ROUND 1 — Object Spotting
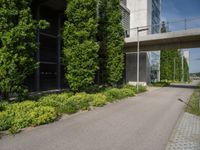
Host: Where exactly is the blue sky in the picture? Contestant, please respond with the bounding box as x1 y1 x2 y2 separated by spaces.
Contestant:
161 0 200 73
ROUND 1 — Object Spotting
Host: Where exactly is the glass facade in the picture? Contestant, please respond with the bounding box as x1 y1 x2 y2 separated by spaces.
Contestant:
120 1 130 37
150 0 161 82
151 0 161 34
29 0 68 91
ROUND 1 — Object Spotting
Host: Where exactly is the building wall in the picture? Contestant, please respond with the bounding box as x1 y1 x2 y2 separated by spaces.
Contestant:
120 1 130 37
125 52 149 83
127 0 149 36
125 0 161 84
125 0 152 84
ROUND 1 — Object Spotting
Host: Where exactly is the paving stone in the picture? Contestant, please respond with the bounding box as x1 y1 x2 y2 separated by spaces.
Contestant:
166 112 200 150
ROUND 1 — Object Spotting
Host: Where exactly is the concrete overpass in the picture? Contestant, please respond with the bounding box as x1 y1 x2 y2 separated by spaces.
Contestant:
124 28 200 52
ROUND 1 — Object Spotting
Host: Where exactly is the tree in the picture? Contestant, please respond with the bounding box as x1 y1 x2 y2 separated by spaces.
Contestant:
63 0 99 92
0 0 48 100
160 21 167 33
98 0 124 86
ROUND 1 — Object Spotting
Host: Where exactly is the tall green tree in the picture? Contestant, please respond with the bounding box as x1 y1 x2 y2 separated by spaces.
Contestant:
63 0 99 91
0 0 48 100
98 0 124 85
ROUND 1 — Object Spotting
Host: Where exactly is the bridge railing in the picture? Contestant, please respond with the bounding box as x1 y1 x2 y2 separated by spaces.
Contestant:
126 16 200 38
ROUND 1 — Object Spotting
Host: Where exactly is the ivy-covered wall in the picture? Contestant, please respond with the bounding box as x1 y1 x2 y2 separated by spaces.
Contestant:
160 49 189 82
160 50 182 82
98 0 124 86
63 0 99 92
0 0 48 100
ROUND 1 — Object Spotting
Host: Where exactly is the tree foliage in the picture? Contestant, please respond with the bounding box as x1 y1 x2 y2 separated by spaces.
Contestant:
160 22 182 82
63 0 99 92
183 57 189 82
0 0 48 100
98 0 124 85
160 50 182 81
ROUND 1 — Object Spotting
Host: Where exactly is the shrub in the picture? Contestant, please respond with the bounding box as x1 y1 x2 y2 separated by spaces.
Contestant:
0 111 12 131
138 86 147 93
67 93 92 110
120 88 135 97
91 94 107 107
123 85 137 93
56 92 74 102
39 93 77 114
186 89 200 116
103 88 122 102
0 101 58 133
0 102 8 112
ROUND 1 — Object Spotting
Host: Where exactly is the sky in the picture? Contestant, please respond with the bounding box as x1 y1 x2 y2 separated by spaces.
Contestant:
161 0 200 73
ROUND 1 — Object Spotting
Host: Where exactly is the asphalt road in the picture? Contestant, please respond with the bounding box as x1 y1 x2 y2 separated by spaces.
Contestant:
0 82 197 150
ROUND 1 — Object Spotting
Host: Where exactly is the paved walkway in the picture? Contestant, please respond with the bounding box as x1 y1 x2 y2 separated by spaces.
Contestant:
166 112 200 150
0 83 197 150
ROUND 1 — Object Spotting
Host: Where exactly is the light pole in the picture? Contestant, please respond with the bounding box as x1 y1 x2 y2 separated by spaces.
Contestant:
136 27 149 92
181 54 184 82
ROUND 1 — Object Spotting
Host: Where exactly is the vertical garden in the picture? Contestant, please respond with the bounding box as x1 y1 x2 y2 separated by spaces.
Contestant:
160 21 189 83
160 50 189 82
0 0 125 100
63 0 124 92
0 0 48 100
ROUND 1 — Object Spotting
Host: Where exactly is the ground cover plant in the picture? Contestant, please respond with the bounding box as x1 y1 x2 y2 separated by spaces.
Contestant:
185 85 200 116
0 85 147 134
0 101 58 134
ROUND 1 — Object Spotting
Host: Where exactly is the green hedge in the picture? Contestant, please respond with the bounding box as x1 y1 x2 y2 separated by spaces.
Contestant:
90 94 107 107
39 93 77 114
0 101 58 134
67 93 93 111
102 86 136 102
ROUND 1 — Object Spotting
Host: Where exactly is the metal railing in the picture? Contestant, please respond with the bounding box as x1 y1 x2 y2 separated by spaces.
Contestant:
127 16 200 38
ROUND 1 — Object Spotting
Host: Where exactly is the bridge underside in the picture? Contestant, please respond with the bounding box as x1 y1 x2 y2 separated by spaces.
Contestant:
124 28 200 52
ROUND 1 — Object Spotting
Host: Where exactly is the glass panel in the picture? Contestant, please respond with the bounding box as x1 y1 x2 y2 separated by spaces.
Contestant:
40 64 57 91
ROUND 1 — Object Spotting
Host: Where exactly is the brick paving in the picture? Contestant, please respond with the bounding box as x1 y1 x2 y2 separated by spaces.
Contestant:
166 112 200 150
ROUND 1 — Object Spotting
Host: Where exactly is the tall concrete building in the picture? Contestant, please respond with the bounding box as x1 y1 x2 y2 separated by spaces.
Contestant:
125 0 161 84
120 0 130 37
